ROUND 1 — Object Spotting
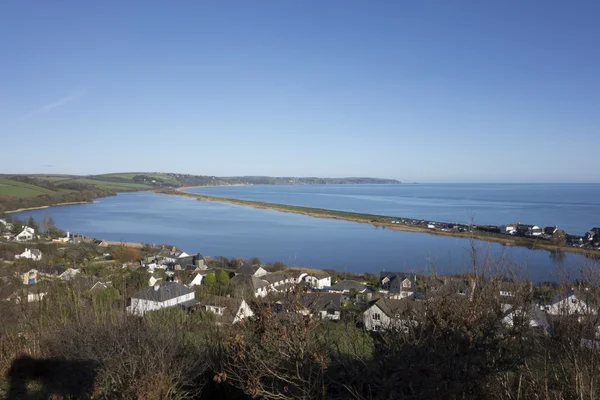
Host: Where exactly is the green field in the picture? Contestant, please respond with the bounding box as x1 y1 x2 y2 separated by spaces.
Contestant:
67 178 151 191
96 172 182 186
0 178 56 198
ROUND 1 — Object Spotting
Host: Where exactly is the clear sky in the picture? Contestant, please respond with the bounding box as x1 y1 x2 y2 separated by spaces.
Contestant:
1 1 599 182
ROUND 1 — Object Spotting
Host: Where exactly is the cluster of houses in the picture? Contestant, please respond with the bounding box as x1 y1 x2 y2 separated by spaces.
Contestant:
124 250 600 339
499 224 600 249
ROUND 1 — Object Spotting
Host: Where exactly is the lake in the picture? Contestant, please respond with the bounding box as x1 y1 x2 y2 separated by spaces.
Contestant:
12 190 599 283
188 183 600 236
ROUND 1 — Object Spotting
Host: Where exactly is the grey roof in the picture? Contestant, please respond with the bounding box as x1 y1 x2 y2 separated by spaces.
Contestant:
262 272 292 285
373 298 425 318
329 280 367 292
31 249 42 256
199 295 244 324
503 302 550 331
131 282 193 302
230 274 269 290
301 293 343 312
239 265 261 275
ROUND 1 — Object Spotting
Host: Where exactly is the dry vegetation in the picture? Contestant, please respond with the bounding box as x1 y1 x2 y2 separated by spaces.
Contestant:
2 245 600 399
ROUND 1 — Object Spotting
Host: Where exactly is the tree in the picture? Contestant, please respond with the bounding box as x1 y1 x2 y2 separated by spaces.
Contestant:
204 272 216 286
27 216 39 232
112 246 142 264
216 270 229 285
42 215 56 232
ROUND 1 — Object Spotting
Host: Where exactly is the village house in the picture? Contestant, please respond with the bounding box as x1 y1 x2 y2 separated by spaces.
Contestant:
238 265 268 277
363 298 425 332
294 270 331 290
542 289 597 316
502 302 550 331
262 272 296 293
189 271 208 287
329 280 368 294
525 226 543 237
500 224 518 235
379 272 416 299
299 292 343 320
14 248 42 262
15 227 35 242
229 274 270 298
198 295 254 324
127 282 197 316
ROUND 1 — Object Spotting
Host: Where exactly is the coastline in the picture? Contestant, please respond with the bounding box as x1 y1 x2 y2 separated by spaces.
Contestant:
161 189 600 258
5 201 93 214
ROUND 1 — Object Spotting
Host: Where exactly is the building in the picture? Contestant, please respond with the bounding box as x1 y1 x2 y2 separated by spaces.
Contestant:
238 265 268 277
379 272 416 299
502 302 550 331
299 292 343 320
363 298 425 332
198 295 254 324
189 271 208 287
294 270 331 290
15 227 35 242
328 280 368 294
14 248 42 262
262 272 295 293
542 289 596 316
229 274 270 298
500 224 518 235
127 282 197 316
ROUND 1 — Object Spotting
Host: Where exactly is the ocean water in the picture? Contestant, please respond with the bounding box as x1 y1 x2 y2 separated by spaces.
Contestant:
12 190 599 283
188 183 600 236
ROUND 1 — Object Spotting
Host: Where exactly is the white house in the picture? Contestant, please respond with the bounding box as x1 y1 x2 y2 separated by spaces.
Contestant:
15 227 35 242
500 224 517 235
542 289 596 315
525 226 543 237
295 271 331 290
502 302 550 331
199 295 254 324
238 265 268 277
363 298 424 332
262 272 295 293
329 280 368 294
300 293 342 320
148 274 162 287
59 268 80 281
15 248 42 262
127 282 198 316
189 272 208 287
229 274 270 298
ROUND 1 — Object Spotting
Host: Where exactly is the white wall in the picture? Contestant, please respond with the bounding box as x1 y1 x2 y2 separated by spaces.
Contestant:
128 292 195 316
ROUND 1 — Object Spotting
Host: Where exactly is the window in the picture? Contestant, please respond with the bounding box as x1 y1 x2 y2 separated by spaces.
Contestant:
403 280 411 288
372 313 381 321
327 308 336 315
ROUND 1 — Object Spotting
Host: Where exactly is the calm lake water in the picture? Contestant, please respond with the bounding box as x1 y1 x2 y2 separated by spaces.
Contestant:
188 184 600 236
13 189 600 283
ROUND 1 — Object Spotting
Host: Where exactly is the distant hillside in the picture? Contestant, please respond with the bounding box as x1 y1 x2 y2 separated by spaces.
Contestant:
0 173 400 213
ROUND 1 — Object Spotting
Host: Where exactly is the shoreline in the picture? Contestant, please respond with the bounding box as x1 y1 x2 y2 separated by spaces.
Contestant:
5 201 93 214
161 189 600 258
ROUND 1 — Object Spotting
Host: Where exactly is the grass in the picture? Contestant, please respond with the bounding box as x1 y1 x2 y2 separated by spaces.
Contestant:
0 178 56 198
62 178 152 191
95 172 181 186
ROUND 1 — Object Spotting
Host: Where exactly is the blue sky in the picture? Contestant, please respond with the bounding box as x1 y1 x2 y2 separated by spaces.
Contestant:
1 1 599 182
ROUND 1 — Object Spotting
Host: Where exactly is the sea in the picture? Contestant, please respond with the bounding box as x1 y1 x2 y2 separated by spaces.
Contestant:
12 184 600 283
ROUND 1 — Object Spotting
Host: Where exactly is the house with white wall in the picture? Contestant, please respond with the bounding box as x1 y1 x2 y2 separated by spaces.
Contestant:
15 227 35 242
15 248 42 262
294 270 331 290
127 282 197 316
189 271 208 287
363 298 425 332
199 295 254 324
300 292 343 320
238 265 268 277
229 274 270 297
542 289 596 315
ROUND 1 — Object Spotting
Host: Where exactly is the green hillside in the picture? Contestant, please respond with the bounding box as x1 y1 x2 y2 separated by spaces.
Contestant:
0 178 56 198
